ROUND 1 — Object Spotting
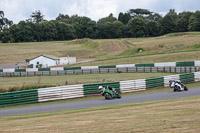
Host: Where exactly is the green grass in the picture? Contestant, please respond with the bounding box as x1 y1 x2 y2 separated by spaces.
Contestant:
1 96 200 132
1 32 200 65
0 72 174 91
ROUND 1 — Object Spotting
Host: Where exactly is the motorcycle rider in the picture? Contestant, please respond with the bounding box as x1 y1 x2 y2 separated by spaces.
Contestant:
98 86 115 94
169 80 181 86
98 86 105 94
169 80 188 91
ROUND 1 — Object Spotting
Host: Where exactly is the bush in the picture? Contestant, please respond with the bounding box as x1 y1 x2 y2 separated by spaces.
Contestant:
136 48 145 53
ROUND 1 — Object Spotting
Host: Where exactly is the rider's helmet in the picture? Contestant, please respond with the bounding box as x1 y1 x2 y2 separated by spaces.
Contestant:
98 86 103 90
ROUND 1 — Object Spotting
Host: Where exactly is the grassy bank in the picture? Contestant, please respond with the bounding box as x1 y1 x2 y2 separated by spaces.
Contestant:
1 32 200 65
1 96 200 132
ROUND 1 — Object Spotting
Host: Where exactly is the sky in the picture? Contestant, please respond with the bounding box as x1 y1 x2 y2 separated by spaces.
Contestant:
0 0 200 24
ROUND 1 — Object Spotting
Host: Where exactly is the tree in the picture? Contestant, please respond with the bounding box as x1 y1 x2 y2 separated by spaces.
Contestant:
1 27 13 43
129 8 152 18
112 21 124 38
9 21 35 42
146 20 159 36
177 11 192 32
56 13 70 21
128 17 146 37
0 10 13 31
72 16 96 38
160 9 178 34
40 21 57 41
52 21 76 40
188 11 200 31
98 13 117 24
148 13 162 21
118 12 131 24
31 10 45 23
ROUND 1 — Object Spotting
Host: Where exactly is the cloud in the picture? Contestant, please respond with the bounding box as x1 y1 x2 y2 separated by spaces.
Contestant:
62 0 118 21
1 0 200 24
0 0 27 23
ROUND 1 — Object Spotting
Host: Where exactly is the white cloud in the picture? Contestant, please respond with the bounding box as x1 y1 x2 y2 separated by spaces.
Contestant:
86 0 118 21
62 0 118 21
0 0 27 23
1 0 200 23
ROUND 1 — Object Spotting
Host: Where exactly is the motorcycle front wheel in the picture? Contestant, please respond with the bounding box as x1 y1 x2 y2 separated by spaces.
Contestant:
174 85 180 92
117 94 121 99
184 86 188 91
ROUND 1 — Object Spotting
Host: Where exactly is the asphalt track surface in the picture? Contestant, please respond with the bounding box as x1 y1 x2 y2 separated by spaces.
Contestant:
1 87 200 116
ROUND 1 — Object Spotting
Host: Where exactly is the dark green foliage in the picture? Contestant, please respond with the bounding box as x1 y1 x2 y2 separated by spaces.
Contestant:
97 20 125 39
146 20 159 36
72 17 97 39
30 10 45 23
177 11 192 32
118 12 131 24
1 9 200 43
160 9 178 34
40 21 57 41
188 11 200 31
0 10 13 31
128 17 146 37
98 13 117 24
53 21 76 40
1 27 13 43
129 8 152 17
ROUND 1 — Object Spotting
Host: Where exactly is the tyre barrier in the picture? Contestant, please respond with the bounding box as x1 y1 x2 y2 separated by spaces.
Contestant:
1 72 200 107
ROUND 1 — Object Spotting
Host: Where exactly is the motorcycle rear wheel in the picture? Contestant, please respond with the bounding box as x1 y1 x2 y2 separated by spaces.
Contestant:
105 93 112 100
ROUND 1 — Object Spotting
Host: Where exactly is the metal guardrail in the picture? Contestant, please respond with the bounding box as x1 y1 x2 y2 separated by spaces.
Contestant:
0 67 200 77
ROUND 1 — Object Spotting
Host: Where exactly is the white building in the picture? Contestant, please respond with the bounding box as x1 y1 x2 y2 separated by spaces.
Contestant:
29 55 76 68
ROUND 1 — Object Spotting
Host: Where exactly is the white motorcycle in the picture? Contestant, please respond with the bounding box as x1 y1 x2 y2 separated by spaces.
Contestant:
169 80 188 92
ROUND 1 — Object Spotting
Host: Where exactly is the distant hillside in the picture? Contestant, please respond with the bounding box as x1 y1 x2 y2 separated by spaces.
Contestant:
0 32 200 65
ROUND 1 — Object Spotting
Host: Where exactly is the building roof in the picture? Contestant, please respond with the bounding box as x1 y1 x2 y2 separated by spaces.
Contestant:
30 55 60 61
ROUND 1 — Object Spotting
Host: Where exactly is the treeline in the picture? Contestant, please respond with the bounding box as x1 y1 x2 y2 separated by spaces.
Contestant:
0 9 200 43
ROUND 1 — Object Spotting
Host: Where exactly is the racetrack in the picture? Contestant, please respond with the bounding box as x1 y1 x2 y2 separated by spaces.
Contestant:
1 87 200 116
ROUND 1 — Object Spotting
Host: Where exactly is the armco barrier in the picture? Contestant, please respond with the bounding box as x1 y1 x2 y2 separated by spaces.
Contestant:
1 72 200 107
135 63 154 67
120 79 146 93
1 60 200 77
1 66 200 77
146 77 164 89
180 73 195 84
0 89 38 107
38 84 84 102
176 61 195 67
194 72 200 82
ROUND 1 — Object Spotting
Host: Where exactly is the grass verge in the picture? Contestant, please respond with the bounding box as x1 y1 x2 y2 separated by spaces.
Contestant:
0 96 200 132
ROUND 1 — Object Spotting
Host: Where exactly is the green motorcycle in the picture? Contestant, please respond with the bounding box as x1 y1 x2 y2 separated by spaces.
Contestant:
98 86 121 100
